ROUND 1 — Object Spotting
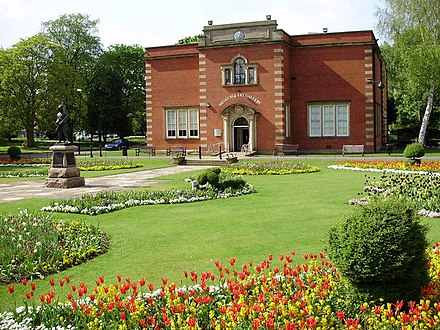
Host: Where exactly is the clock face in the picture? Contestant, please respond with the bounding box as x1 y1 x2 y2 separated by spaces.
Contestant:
234 30 245 42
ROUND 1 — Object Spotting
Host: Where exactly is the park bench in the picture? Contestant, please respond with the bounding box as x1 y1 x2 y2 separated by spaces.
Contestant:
166 145 186 156
342 144 364 156
134 145 156 157
273 143 299 156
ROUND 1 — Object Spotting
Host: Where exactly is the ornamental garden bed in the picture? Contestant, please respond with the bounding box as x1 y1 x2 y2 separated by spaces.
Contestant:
329 160 440 217
2 243 440 329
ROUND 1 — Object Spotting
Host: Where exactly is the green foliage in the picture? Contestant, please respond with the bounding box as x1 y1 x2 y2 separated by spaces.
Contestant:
403 142 425 159
88 45 145 138
177 34 203 44
222 178 246 190
206 170 220 188
7 146 21 160
196 172 208 186
327 196 429 303
0 35 64 147
377 0 440 143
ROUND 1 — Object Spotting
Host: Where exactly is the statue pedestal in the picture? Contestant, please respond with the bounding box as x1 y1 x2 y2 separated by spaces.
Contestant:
45 144 85 188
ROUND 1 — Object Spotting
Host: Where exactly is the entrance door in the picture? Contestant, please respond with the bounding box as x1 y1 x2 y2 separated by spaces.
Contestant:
233 117 249 152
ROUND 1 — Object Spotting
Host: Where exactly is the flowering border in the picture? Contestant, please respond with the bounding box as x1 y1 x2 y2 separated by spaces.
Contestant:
2 243 440 329
329 165 440 218
41 184 255 216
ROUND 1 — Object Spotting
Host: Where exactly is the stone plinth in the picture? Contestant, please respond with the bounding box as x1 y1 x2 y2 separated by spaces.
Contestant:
45 144 85 188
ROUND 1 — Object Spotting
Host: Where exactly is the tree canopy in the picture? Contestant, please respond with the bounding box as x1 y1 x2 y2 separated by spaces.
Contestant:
378 0 440 145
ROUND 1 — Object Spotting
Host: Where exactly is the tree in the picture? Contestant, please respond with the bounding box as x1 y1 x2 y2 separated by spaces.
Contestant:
0 35 63 147
87 45 145 139
378 0 440 146
41 13 102 136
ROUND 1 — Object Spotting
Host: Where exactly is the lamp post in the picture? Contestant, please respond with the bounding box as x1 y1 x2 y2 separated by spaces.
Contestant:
76 88 82 155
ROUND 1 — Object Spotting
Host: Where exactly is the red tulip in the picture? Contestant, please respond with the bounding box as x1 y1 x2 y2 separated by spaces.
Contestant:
31 282 36 291
8 284 14 294
21 278 27 286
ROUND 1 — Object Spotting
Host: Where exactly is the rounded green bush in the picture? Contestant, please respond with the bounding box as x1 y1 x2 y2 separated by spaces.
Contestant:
222 178 246 190
7 146 21 160
327 196 429 303
206 169 220 188
403 142 425 160
196 172 208 186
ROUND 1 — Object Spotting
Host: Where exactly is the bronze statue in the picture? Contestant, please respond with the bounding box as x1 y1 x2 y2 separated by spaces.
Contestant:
56 104 70 143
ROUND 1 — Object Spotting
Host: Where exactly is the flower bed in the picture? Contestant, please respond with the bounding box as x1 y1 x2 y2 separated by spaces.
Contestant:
77 159 143 171
329 162 440 218
0 159 143 177
2 243 440 329
222 160 320 175
0 158 51 166
41 183 255 216
0 169 47 178
0 211 109 283
337 159 440 172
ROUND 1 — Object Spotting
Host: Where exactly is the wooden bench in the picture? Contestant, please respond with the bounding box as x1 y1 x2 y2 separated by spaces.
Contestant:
273 144 299 156
342 144 364 156
134 145 156 156
166 146 186 156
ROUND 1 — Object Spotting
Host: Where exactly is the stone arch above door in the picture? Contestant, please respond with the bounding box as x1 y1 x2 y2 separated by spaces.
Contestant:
220 103 258 152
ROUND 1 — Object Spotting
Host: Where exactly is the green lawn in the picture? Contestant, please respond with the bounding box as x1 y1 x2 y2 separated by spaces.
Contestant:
1 160 439 312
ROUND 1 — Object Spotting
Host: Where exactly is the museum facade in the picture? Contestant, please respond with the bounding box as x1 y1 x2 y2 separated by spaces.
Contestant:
145 19 387 154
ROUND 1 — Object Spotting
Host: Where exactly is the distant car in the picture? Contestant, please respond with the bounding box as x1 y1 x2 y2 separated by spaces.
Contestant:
104 138 130 151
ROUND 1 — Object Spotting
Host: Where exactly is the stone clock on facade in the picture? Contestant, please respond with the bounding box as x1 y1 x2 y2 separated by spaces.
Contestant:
233 30 245 42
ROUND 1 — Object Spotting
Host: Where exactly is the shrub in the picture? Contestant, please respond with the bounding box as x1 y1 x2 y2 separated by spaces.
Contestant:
222 178 246 190
196 168 221 188
206 169 220 188
196 172 208 186
404 142 425 161
327 196 429 303
7 146 21 160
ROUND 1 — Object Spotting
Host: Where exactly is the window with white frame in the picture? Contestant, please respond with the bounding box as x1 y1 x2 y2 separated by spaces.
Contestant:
222 56 258 86
166 109 199 139
308 103 350 137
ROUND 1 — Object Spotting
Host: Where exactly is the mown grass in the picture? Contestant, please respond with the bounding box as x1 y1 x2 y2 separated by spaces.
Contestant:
0 160 439 312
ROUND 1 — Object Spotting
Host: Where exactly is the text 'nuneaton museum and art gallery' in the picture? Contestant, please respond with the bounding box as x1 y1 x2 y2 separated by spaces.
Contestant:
145 18 387 154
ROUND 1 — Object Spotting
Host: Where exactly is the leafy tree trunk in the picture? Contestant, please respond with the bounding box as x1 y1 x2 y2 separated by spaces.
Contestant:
25 126 36 147
418 76 435 146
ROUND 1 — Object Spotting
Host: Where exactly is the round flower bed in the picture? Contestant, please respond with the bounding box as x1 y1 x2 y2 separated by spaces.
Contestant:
222 160 320 175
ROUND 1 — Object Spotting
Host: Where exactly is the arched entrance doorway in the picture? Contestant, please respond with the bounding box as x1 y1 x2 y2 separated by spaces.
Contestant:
233 117 249 152
220 103 258 153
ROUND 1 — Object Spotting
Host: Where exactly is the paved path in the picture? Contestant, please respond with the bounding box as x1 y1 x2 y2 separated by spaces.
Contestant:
0 165 208 203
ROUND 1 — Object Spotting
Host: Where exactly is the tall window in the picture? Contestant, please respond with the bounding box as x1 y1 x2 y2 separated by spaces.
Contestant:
222 56 258 86
308 103 350 137
166 109 199 139
234 58 246 84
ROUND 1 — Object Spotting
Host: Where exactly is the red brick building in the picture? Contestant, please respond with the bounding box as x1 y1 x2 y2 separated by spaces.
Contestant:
145 19 387 154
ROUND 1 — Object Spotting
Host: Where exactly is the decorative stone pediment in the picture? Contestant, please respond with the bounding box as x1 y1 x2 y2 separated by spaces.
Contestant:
221 104 256 118
199 20 284 47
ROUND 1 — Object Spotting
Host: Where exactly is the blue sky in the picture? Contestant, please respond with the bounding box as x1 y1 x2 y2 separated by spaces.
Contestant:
0 0 384 49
